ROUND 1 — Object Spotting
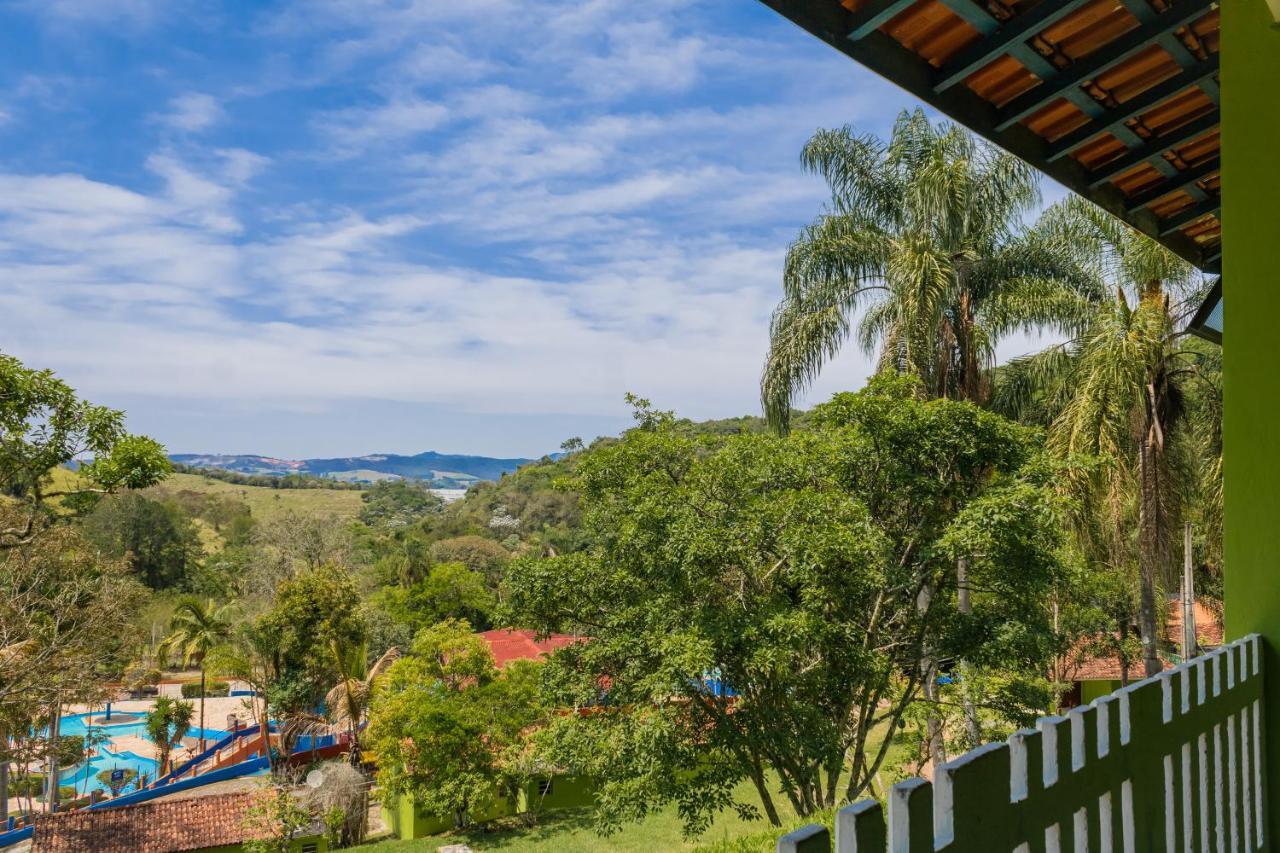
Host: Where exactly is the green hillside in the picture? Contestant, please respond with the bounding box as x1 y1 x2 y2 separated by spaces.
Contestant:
145 471 365 523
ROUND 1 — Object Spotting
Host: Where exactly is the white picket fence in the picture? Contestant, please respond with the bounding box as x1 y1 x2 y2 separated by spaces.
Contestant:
778 635 1266 853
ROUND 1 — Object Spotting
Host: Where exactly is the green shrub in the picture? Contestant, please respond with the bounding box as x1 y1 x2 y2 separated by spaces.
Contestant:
181 680 229 698
9 774 45 797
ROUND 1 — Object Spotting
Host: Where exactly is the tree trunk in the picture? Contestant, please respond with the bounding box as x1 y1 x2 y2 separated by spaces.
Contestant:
1137 435 1163 677
1 723 8 825
45 699 61 812
747 752 782 827
1118 622 1131 687
198 669 207 754
956 557 981 746
1182 522 1197 660
916 585 946 769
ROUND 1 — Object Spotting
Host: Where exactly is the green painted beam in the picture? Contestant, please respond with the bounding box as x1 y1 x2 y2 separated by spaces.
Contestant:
846 0 916 40
1124 156 1219 212
993 0 1215 132
1045 56 1218 162
1157 197 1219 236
933 0 1094 91
1086 111 1219 188
934 0 997 36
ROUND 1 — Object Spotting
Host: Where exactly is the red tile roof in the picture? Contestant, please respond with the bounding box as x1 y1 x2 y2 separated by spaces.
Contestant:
33 792 264 852
1067 597 1223 683
478 629 584 668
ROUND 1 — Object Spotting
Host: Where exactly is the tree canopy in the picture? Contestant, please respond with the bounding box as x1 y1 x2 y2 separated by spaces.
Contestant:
506 380 1068 832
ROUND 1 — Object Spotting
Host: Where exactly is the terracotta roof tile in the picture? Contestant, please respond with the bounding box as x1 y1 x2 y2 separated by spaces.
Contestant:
32 792 264 853
1066 596 1223 683
478 629 584 668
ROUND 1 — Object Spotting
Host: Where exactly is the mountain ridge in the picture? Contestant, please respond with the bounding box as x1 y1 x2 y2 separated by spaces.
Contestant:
169 449 539 488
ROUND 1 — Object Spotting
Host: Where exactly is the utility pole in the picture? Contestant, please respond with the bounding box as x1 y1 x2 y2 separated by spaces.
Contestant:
1182 522 1197 660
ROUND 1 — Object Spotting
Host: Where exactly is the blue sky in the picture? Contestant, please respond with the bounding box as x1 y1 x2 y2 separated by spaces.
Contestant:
0 0 1060 458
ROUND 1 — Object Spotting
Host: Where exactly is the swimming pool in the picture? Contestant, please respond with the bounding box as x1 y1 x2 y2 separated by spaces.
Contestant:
57 712 228 744
59 746 159 795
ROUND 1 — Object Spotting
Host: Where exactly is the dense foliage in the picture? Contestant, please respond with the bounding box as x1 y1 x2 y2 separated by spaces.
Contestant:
506 381 1068 830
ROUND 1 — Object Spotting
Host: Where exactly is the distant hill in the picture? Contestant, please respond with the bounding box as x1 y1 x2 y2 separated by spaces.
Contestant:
169 450 538 488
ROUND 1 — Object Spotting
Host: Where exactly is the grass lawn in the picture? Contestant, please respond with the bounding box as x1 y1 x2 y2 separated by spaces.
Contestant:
363 777 802 853
363 727 913 853
46 465 365 525
147 471 365 523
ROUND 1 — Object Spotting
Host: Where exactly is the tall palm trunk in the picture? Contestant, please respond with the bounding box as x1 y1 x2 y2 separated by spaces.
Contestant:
1137 433 1163 676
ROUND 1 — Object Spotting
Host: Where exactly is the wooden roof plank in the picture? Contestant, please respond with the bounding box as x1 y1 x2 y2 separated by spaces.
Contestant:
754 0 1213 270
1045 55 1218 161
1159 198 1219 236
1125 155 1220 212
1086 110 1219 187
993 0 1215 132
934 0 1096 91
847 0 920 40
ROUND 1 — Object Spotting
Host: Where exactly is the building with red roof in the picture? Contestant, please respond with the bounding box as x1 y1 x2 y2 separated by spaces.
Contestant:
477 629 584 668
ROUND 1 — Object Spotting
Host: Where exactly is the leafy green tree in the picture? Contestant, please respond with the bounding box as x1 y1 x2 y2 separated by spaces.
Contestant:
506 382 1066 832
256 565 367 759
367 619 545 829
358 480 444 529
761 110 1093 426
158 597 236 752
145 696 195 775
371 562 495 634
80 493 199 590
429 535 510 588
995 195 1205 676
0 353 170 548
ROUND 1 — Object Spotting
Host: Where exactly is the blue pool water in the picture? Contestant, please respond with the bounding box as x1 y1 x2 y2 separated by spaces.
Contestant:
57 712 228 744
52 713 232 795
59 747 159 794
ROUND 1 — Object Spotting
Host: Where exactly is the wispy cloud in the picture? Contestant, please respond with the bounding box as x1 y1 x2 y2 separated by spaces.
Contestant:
0 0 953 455
158 93 223 132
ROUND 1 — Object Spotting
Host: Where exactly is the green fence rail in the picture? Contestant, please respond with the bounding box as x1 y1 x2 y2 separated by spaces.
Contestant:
778 634 1265 853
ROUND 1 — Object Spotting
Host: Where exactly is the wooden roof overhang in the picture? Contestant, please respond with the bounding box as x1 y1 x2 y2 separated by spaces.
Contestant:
759 0 1222 274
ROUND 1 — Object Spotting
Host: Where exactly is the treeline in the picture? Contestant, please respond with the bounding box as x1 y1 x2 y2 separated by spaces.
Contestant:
171 463 367 490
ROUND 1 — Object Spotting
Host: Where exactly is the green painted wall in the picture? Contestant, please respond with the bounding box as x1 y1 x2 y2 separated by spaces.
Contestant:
1221 0 1280 844
390 790 517 840
390 776 596 840
517 775 595 814
1079 679 1121 705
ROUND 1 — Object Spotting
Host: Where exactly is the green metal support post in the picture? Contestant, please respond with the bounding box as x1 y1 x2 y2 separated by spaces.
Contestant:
1223 1 1280 847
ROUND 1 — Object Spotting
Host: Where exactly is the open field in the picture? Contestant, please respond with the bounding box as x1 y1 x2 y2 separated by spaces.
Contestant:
47 466 364 523
147 472 365 522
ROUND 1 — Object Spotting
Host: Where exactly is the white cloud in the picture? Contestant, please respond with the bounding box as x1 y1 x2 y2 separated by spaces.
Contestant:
2 0 957 455
21 0 177 26
315 96 450 156
159 93 223 132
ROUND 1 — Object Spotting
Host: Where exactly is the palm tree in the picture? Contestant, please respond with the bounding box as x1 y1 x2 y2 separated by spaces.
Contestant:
326 641 399 767
762 109 1095 427
995 195 1205 677
158 598 235 753
145 696 194 776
